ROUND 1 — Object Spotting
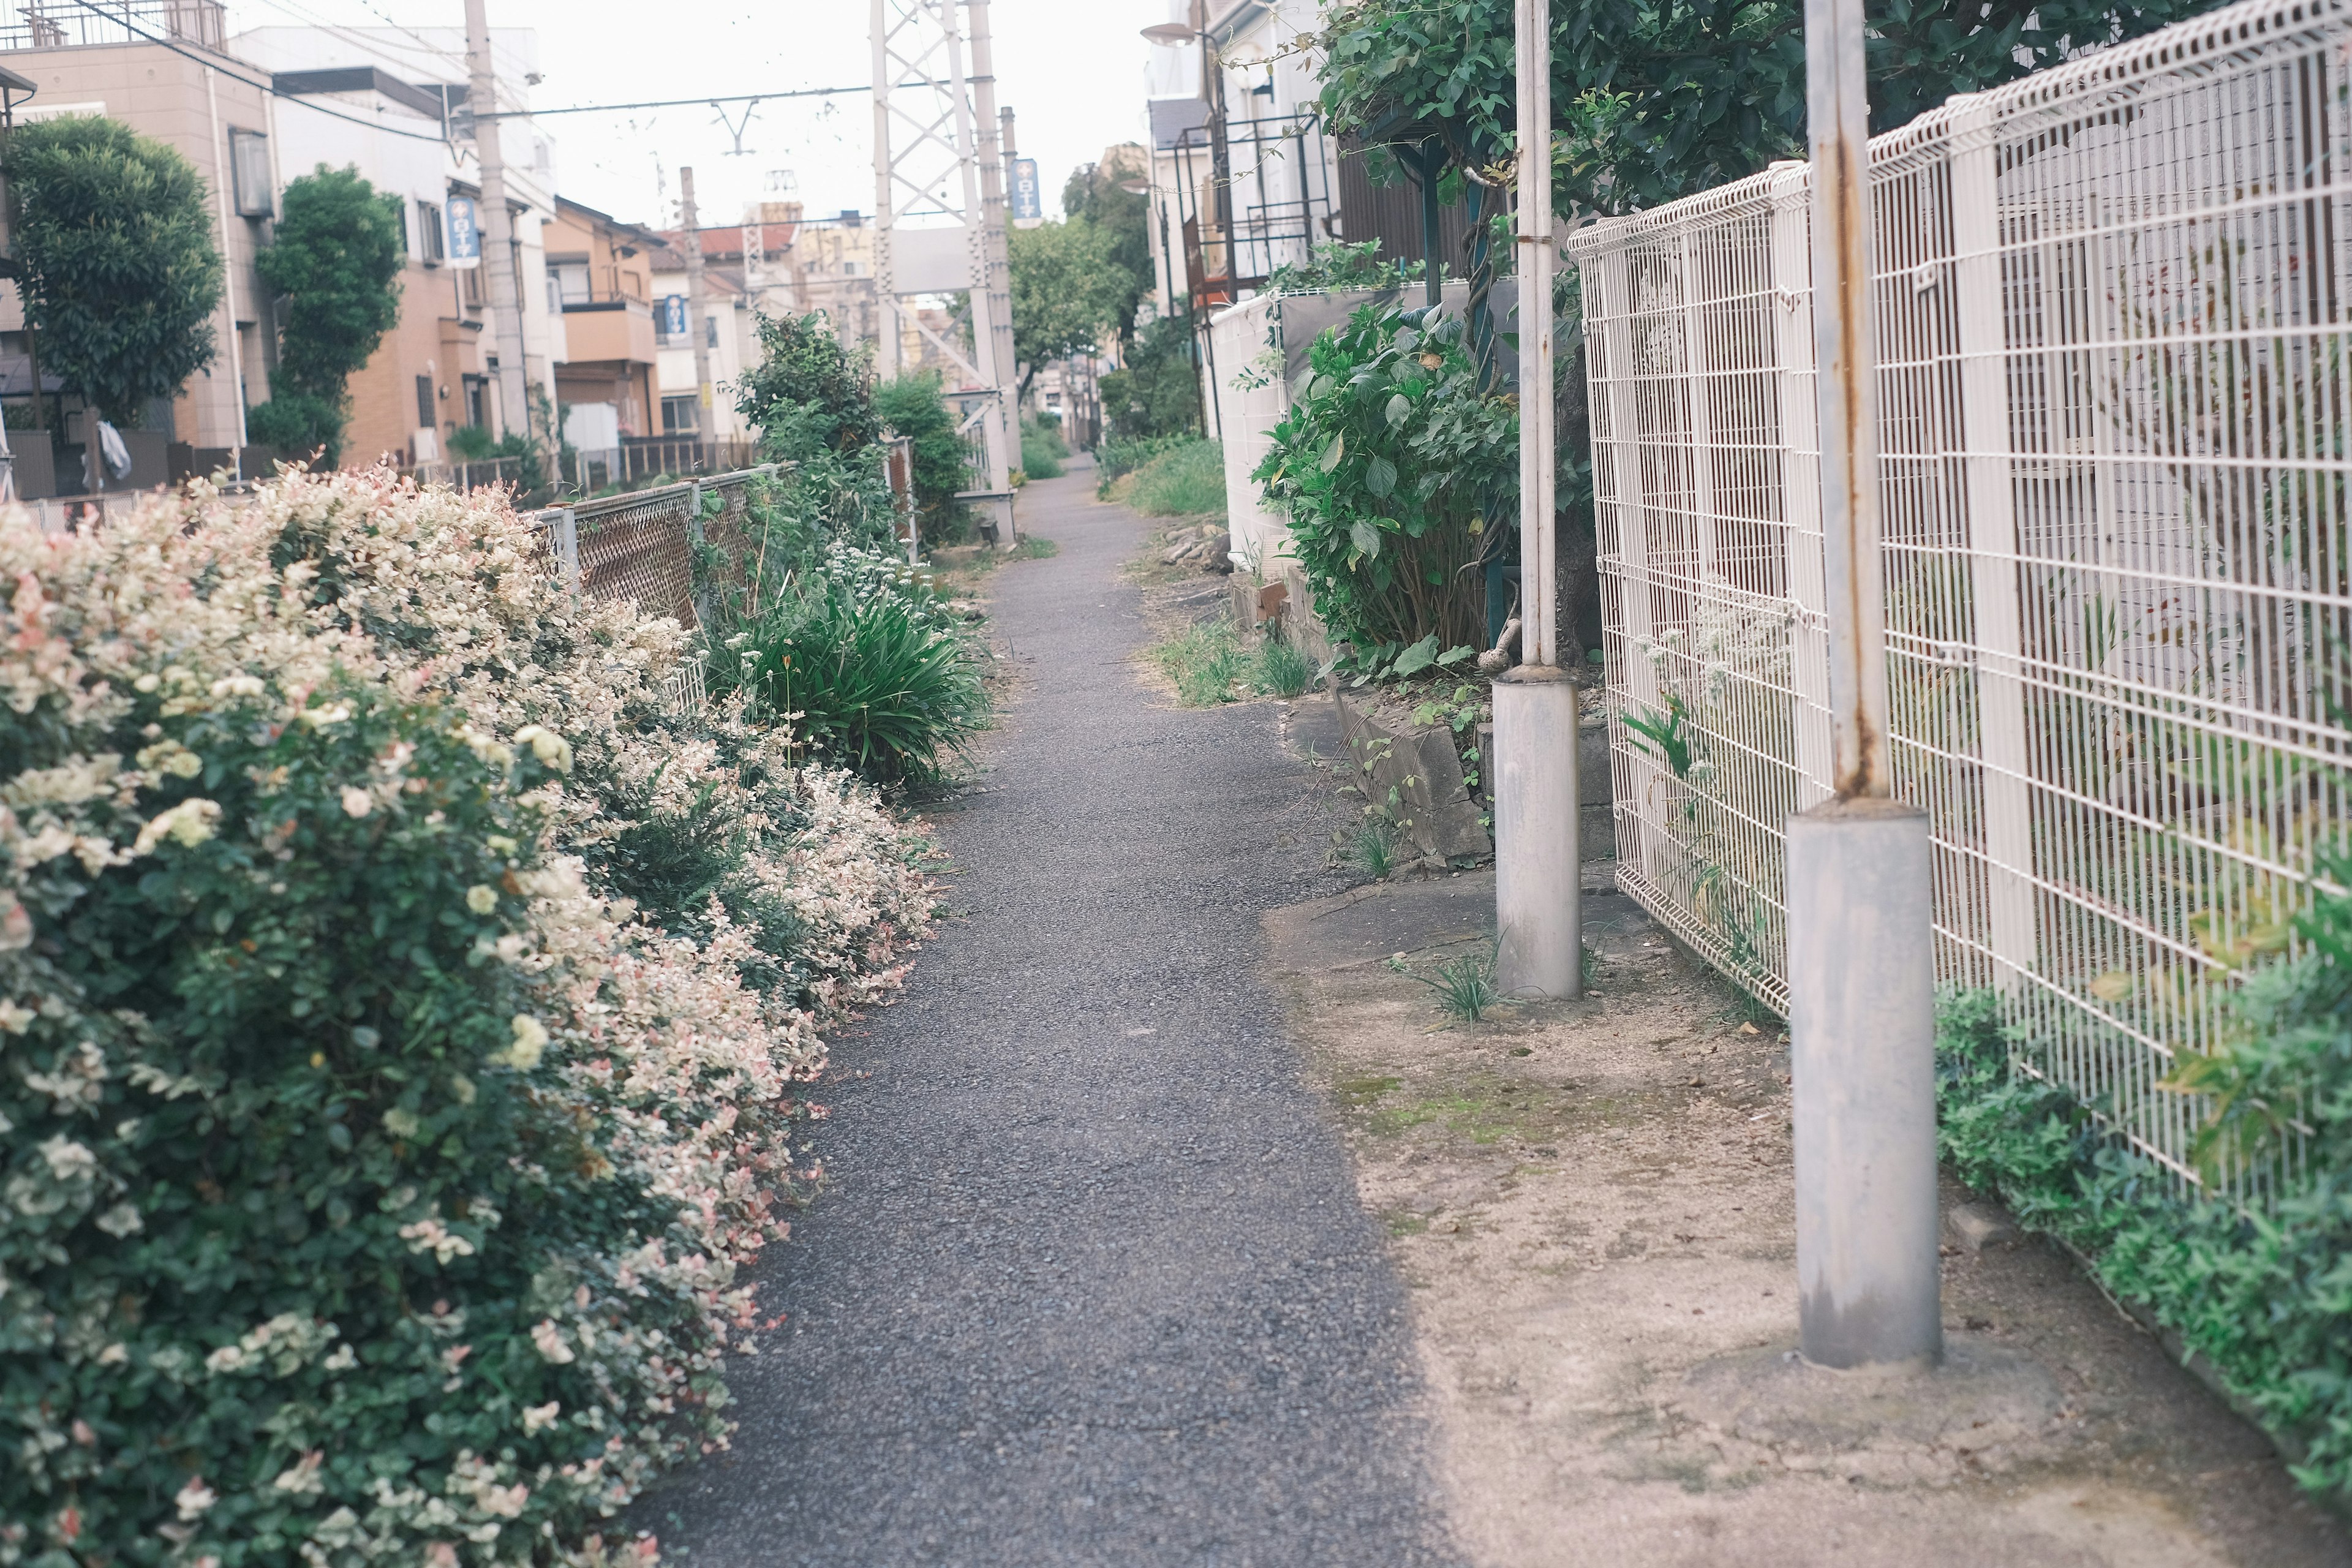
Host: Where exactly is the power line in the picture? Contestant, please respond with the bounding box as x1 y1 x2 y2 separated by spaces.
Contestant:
481 85 869 121
480 78 994 121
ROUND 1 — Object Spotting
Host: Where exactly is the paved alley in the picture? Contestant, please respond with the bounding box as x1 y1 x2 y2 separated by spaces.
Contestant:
646 466 1461 1566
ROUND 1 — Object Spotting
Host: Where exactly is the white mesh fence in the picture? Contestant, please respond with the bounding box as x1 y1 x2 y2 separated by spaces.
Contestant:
1567 0 2352 1195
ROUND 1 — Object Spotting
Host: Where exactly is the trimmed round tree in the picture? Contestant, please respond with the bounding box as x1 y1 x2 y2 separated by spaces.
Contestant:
249 165 404 465
4 116 221 473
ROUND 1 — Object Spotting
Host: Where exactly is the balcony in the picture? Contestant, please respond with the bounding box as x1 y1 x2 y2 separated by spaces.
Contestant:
552 264 654 366
2 0 225 50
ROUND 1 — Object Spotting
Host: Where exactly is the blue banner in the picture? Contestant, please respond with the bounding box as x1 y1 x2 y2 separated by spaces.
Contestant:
660 295 688 337
1010 157 1042 224
445 195 481 269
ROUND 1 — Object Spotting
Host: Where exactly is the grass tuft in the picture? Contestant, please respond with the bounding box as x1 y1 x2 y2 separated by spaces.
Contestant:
1256 634 1315 697
1392 944 1499 1022
1340 814 1400 880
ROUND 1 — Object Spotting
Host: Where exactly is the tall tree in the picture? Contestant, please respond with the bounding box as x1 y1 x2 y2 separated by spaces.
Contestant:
1317 0 2219 217
3 116 219 442
1006 217 1128 398
1060 148 1154 348
248 165 404 465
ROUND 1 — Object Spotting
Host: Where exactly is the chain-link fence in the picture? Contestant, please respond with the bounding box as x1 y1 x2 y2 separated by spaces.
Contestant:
1567 0 2352 1196
529 466 783 715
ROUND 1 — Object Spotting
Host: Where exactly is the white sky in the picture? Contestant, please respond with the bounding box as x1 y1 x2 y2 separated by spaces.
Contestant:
224 0 1174 230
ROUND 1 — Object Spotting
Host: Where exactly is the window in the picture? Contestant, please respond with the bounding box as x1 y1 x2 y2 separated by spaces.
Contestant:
415 201 445 264
661 394 699 436
228 129 272 218
461 266 483 308
545 271 562 312
415 375 435 430
553 263 590 306
462 375 486 431
705 316 718 349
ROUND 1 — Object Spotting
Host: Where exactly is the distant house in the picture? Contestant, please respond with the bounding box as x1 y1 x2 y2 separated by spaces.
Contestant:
235 24 564 467
541 197 668 450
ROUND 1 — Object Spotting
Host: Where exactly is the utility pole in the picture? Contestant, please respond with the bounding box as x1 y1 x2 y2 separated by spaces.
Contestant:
679 166 714 444
966 0 1018 540
464 0 530 448
1787 0 1941 1369
1491 0 1581 1001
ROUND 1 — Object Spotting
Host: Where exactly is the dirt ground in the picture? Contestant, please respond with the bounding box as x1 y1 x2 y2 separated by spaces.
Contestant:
1259 820 2349 1566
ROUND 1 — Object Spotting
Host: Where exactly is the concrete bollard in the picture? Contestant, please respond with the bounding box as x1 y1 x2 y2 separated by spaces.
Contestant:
1787 797 1942 1368
1493 666 1581 999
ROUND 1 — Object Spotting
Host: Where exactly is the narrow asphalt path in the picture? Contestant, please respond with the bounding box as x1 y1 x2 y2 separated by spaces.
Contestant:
648 466 1461 1567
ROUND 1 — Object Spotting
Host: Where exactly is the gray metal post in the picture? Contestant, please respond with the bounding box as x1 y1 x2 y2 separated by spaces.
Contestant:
1493 0 1580 1000
1789 0 1940 1368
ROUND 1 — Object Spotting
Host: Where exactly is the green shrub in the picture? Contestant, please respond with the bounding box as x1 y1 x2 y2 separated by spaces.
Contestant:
874 371 974 545
1254 301 1514 655
251 165 404 468
1020 417 1066 480
725 547 989 788
0 470 937 1566
1936 869 2352 1504
1126 439 1226 518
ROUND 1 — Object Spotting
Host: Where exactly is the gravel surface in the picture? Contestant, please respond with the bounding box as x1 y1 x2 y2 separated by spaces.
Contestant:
646 467 1462 1567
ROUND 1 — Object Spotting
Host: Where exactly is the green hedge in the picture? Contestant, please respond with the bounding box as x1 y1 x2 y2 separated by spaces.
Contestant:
1937 867 2352 1501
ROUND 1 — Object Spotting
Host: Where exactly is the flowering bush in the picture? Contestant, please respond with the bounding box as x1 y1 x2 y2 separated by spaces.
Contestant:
0 471 935 1566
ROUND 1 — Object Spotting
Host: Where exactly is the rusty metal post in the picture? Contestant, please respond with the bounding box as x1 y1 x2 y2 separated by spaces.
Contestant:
1789 0 1940 1369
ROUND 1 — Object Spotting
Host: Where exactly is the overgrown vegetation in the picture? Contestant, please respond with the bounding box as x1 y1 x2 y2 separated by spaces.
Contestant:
1125 439 1227 519
2 116 219 445
1392 945 1499 1022
1937 860 2352 1502
1255 301 1513 654
1266 239 1425 297
1147 613 1312 707
444 424 549 497
0 470 935 1566
247 166 405 465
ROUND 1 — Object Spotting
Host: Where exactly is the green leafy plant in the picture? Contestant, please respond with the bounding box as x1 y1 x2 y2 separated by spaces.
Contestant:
1267 239 1427 297
3 115 219 449
727 546 989 788
1936 866 2352 1506
247 165 404 466
1009 217 1129 399
1255 301 1513 656
1622 692 1694 780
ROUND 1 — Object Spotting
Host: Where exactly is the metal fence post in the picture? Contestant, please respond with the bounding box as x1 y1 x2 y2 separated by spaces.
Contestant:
1948 97 2037 993
1768 163 1836 809
555 508 580 594
1789 0 1940 1370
